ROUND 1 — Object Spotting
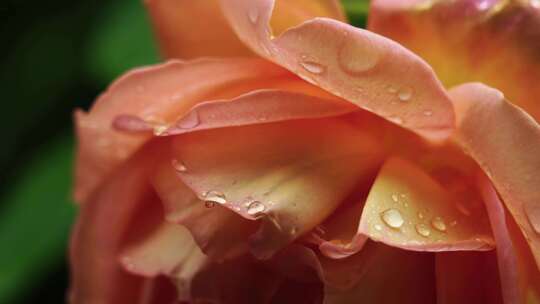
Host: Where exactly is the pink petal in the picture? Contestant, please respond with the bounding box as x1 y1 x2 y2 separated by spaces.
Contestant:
219 0 455 141
169 116 384 259
151 159 257 261
74 58 295 203
477 174 522 303
450 83 540 268
359 157 494 252
69 147 168 304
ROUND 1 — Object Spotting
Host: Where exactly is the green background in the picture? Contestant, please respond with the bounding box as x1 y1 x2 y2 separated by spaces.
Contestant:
0 1 367 303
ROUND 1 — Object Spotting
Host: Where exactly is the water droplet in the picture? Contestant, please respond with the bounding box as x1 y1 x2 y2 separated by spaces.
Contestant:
290 226 298 235
300 60 325 74
247 201 266 216
205 201 216 208
423 110 433 116
450 220 458 227
456 202 471 216
391 194 399 202
386 86 398 96
388 116 403 125
248 7 259 24
171 159 187 172
177 111 200 129
525 204 540 234
339 34 380 74
398 87 413 101
374 224 383 231
417 212 425 219
431 217 447 232
204 190 227 205
381 208 404 229
415 223 431 237
153 124 168 136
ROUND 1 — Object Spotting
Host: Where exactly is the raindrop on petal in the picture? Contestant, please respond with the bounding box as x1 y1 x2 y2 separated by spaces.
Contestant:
247 201 266 216
300 60 325 74
398 87 413 101
171 159 187 172
381 208 404 229
415 223 431 237
204 190 227 205
431 217 447 232
248 7 259 24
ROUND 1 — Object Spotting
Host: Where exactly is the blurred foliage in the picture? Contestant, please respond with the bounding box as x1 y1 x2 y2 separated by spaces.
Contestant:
0 1 369 303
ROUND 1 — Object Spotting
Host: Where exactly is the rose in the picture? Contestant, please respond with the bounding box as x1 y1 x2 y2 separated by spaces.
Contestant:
69 0 540 303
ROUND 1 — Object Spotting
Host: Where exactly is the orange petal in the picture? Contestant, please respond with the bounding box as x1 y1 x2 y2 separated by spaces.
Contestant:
219 0 455 141
369 0 540 121
435 251 504 303
450 83 540 269
145 0 345 59
359 157 494 252
170 117 383 259
69 147 164 304
74 58 293 203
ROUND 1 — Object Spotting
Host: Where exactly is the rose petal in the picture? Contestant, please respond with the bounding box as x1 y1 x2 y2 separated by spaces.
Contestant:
69 147 162 304
151 159 257 261
75 58 294 203
171 117 384 259
450 83 540 268
116 89 358 136
190 256 280 304
219 0 455 141
145 0 345 59
323 242 436 304
369 0 540 121
359 157 494 252
119 223 208 302
145 0 253 59
478 174 523 303
435 251 504 303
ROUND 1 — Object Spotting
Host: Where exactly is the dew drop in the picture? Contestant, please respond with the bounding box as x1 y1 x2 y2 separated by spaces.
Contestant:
153 124 168 136
177 111 200 129
415 223 431 237
381 208 404 229
290 226 298 235
204 190 227 205
450 220 458 227
398 87 413 101
423 110 433 116
524 204 540 234
388 116 403 125
431 217 447 232
391 194 399 203
171 159 187 172
248 7 259 24
300 60 325 74
374 224 383 231
417 212 425 219
247 201 266 216
339 34 380 74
